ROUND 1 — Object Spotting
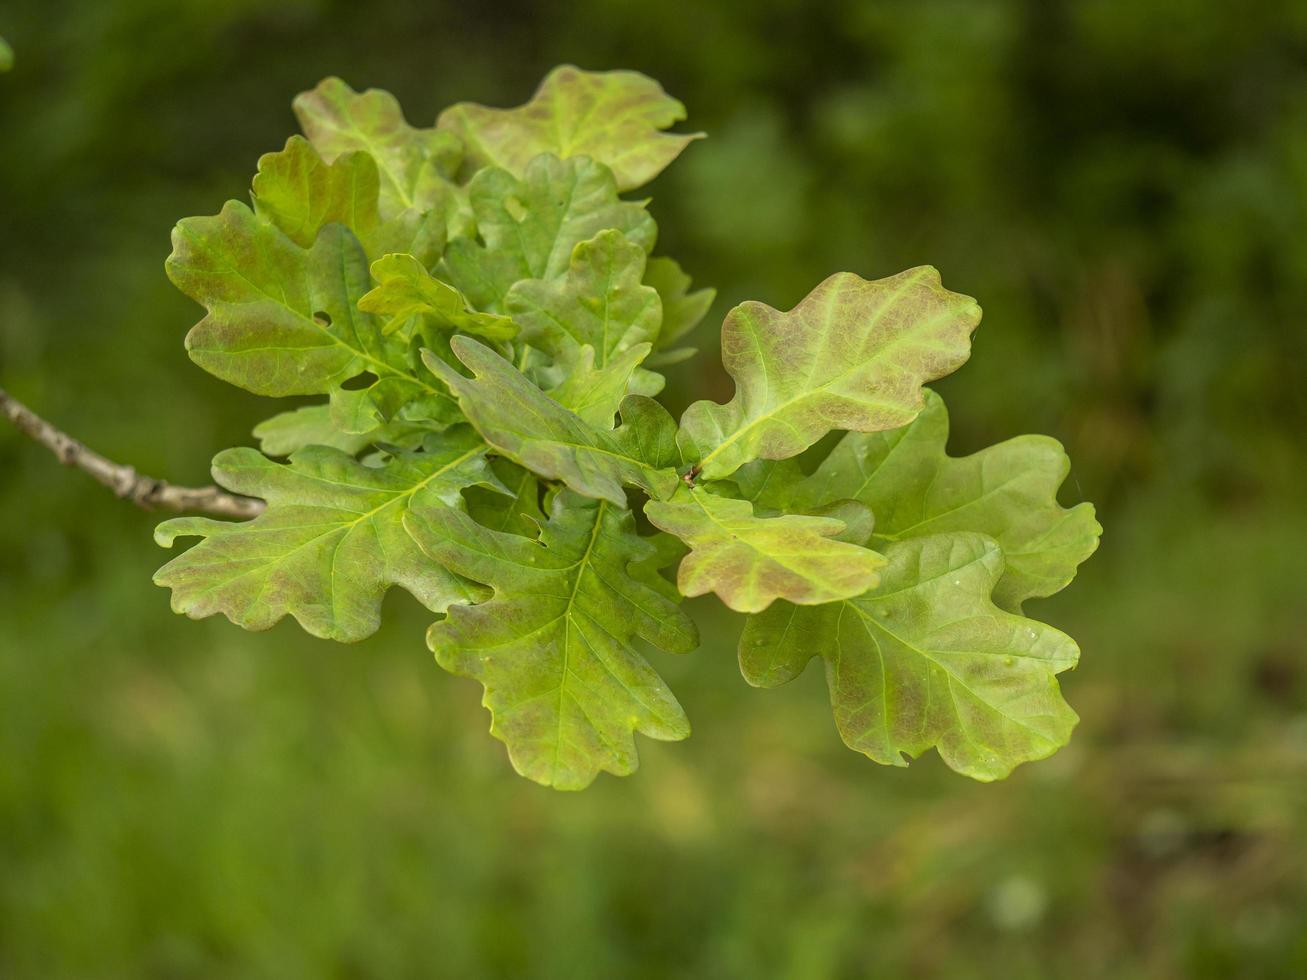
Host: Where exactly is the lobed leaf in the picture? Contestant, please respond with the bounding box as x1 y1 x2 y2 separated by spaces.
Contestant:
507 229 664 418
644 486 887 613
768 390 1102 610
437 64 701 192
407 491 697 790
541 343 655 428
739 533 1080 780
442 155 656 312
426 336 680 505
167 202 457 428
154 429 498 642
678 267 981 480
508 228 660 366
250 136 444 267
358 253 516 341
643 255 715 363
293 77 463 220
168 201 355 395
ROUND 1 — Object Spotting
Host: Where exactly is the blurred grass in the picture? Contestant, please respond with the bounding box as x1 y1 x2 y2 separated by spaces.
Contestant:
2 1 1306 977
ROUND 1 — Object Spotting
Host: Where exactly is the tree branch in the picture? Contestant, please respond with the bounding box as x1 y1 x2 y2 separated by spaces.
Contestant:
0 384 264 519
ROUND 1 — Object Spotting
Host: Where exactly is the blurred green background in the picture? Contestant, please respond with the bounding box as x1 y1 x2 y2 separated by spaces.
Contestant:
2 1 1306 977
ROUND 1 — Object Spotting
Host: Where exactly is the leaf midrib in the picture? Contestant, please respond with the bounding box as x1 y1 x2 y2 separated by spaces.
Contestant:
552 498 608 779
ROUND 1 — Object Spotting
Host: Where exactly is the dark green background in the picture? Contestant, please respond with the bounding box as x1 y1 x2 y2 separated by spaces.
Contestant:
2 2 1305 977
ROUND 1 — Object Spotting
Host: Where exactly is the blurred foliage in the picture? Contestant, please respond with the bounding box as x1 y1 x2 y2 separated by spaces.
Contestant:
2 1 1306 977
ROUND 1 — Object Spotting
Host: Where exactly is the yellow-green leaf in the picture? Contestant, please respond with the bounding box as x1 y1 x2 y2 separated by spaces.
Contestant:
644 255 715 352
359 253 516 340
167 201 457 428
739 533 1079 780
644 485 887 613
154 429 497 642
740 390 1101 611
679 267 981 480
507 229 664 419
426 337 680 505
293 76 462 219
442 155 656 313
407 491 696 790
437 64 701 192
252 404 428 457
251 136 444 266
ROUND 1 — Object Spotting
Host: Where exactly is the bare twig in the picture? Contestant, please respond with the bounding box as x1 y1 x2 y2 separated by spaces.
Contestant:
0 384 264 519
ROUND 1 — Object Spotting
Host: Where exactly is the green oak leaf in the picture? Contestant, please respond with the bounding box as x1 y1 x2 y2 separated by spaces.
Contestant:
253 404 429 457
739 533 1080 781
153 428 498 642
777 390 1102 611
507 228 660 367
168 201 456 425
406 491 697 790
293 77 463 219
437 64 701 192
606 393 681 470
644 485 887 613
543 343 654 428
358 253 516 341
507 229 664 417
425 336 680 505
644 255 715 357
168 201 356 395
251 136 443 267
678 267 981 481
442 154 656 312
728 462 877 542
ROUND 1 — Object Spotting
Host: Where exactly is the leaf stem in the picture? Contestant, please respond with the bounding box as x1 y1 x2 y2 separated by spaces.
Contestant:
0 384 264 519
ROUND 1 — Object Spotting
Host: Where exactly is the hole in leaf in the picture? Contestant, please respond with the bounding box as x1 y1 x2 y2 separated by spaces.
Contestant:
341 371 379 391
313 310 333 326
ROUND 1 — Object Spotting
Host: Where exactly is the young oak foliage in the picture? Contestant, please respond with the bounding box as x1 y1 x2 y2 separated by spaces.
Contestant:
154 67 1099 790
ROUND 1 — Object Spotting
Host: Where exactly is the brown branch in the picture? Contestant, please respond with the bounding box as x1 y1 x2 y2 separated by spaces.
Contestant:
0 384 265 519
